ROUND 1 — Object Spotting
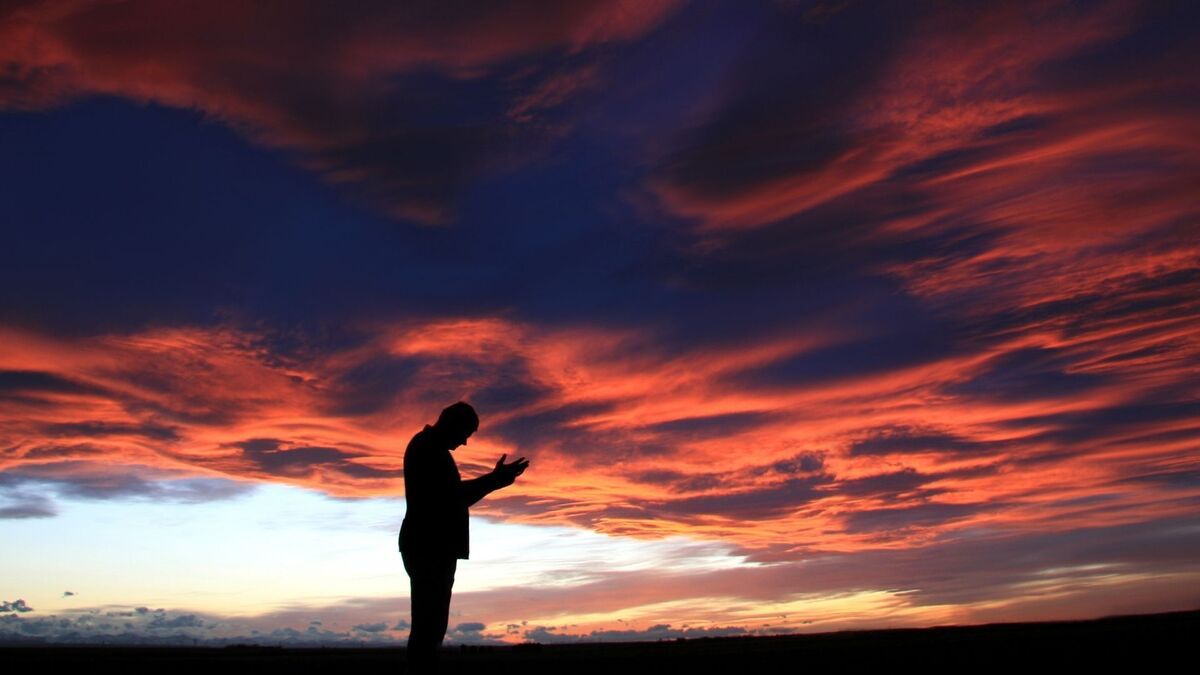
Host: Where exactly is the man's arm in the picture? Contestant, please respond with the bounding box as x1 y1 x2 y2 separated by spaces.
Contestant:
459 472 503 508
458 454 529 508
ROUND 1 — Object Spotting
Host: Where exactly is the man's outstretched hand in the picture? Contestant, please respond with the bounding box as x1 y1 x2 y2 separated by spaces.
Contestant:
491 453 529 488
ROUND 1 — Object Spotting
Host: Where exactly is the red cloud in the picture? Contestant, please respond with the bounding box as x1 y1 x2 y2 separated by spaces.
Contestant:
3 300 1198 558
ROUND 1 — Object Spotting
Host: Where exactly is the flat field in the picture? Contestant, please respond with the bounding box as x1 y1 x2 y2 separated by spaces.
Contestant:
4 608 1193 673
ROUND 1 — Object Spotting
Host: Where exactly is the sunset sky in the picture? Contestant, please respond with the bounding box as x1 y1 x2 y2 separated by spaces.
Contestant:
2 0 1198 646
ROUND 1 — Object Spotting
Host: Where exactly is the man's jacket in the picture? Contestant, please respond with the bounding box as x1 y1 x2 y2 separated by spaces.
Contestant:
398 424 500 560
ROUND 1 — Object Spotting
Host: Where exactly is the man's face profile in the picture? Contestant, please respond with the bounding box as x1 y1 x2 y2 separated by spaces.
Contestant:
446 426 473 451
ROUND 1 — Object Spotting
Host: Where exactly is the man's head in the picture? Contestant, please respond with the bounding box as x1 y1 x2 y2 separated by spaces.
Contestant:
434 401 478 451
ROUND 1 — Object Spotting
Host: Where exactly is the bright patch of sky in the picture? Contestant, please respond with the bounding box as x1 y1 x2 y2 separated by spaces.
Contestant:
3 479 749 618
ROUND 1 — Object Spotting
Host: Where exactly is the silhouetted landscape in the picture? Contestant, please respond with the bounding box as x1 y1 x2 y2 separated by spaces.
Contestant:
5 609 1193 672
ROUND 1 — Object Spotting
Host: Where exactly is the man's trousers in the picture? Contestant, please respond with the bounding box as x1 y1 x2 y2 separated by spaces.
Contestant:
402 547 458 668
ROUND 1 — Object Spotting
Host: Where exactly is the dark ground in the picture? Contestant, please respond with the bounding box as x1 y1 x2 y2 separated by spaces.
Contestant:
4 608 1194 673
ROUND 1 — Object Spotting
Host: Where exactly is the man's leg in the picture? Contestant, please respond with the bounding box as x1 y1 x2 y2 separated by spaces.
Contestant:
404 550 456 670
404 550 437 668
427 558 457 656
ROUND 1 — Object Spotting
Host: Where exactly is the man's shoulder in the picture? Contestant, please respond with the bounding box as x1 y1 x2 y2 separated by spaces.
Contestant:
406 424 435 452
405 425 454 469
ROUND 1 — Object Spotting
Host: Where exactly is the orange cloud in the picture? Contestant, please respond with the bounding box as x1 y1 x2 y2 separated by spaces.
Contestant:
3 297 1197 561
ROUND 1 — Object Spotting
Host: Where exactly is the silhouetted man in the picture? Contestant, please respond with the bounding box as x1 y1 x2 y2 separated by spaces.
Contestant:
399 401 528 670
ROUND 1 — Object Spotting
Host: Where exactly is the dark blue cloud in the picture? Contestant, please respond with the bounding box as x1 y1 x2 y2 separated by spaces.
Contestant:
1112 469 1200 492
771 452 825 475
232 438 400 479
0 99 521 335
0 495 55 519
848 426 1011 457
651 1 917 202
1000 397 1200 448
630 451 826 495
843 502 990 534
642 411 779 441
487 400 620 453
732 292 968 389
0 370 109 399
322 355 425 417
37 421 181 442
836 469 942 499
0 461 256 502
658 475 831 518
956 264 1200 347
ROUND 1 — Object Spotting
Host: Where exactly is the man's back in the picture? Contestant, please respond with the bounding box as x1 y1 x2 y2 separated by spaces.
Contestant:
399 424 471 559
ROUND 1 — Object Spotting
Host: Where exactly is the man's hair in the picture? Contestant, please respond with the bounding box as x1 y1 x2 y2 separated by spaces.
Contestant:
437 401 479 432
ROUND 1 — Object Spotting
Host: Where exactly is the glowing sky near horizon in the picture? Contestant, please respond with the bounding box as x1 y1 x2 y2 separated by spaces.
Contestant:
2 0 1199 645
